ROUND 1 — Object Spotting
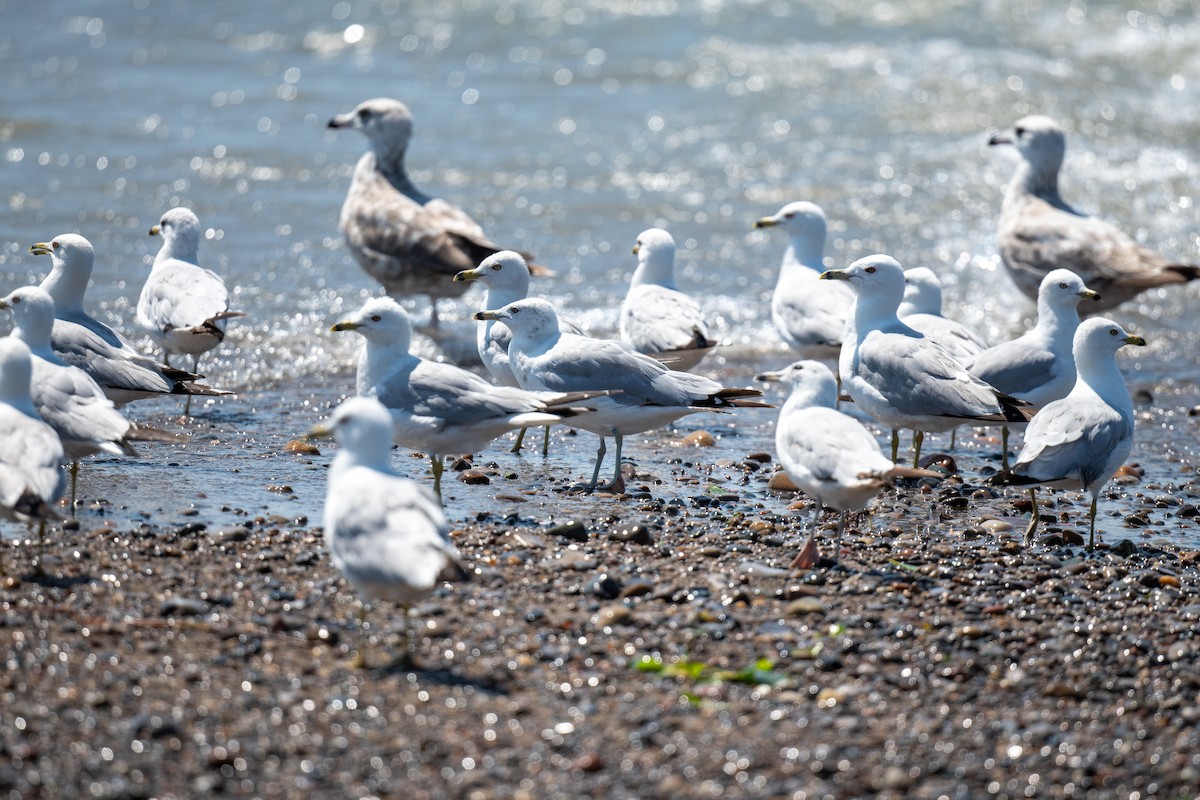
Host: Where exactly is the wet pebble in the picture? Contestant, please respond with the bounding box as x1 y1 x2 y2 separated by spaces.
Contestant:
768 472 798 491
585 572 622 599
546 520 588 542
283 439 320 456
457 469 490 485
679 430 715 447
611 520 658 545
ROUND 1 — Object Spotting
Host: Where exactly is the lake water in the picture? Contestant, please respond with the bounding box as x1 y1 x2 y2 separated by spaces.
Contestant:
1 1 1198 545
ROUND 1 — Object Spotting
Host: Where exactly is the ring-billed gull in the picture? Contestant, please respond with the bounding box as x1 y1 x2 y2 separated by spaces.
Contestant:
475 298 769 493
989 115 1198 310
619 228 715 371
452 250 580 455
990 317 1144 550
756 360 936 567
965 269 1100 465
1 287 182 510
307 396 468 668
330 297 596 502
0 337 65 561
754 202 853 359
328 97 535 326
821 255 1030 466
898 267 988 362
29 234 230 407
139 207 245 412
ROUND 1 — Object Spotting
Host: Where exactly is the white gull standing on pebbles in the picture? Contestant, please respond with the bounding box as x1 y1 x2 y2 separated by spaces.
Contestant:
989 114 1198 310
821 255 1030 466
756 360 937 568
754 202 853 359
328 97 535 326
330 297 596 502
619 228 715 371
308 396 468 668
29 234 229 407
476 298 769 493
0 337 64 559
991 318 1144 550
452 250 580 455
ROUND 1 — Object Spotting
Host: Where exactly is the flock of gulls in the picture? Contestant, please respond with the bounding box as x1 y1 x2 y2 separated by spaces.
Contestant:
3 99 1197 665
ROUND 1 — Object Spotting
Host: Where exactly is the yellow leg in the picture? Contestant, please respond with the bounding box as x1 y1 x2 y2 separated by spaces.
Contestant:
431 456 445 505
1088 496 1098 552
890 430 900 464
1024 488 1039 540
541 425 551 457
69 461 80 515
1001 426 1011 470
911 430 924 469
510 427 527 454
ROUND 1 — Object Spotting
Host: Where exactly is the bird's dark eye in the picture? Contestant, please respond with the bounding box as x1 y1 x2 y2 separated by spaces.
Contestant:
783 213 793 219
865 266 876 274
510 307 520 314
52 241 60 249
1059 282 1068 289
11 297 20 304
1109 328 1118 336
491 264 501 271
1015 127 1026 137
370 314 382 322
357 108 370 121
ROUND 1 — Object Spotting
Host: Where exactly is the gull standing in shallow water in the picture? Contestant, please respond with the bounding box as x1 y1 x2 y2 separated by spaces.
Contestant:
989 115 1198 310
756 360 937 568
821 255 1031 466
330 297 596 502
1 287 182 510
619 228 715 370
898 267 988 363
991 318 1144 550
328 97 533 326
476 298 770 493
453 250 578 455
754 202 853 360
965 269 1101 465
308 397 468 668
0 337 65 563
29 234 229 407
138 207 245 413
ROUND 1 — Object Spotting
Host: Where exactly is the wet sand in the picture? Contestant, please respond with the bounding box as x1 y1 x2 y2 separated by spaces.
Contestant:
2 363 1200 798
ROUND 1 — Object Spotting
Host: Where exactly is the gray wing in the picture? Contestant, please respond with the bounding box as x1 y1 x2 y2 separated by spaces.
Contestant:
137 259 231 331
1014 398 1131 486
855 329 1001 419
902 314 987 361
621 285 711 354
779 407 890 487
51 319 179 398
967 340 1059 397
30 358 132 454
0 406 65 509
375 359 546 425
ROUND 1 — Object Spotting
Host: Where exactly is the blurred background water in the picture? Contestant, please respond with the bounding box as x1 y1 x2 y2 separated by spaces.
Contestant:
1 1 1198 541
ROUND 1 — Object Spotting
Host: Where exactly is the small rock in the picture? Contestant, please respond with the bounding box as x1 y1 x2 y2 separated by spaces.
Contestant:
980 519 1012 533
611 520 657 545
679 430 716 447
746 452 772 463
593 604 632 627
546 520 588 542
160 597 210 617
585 573 622 599
457 469 490 485
283 439 320 456
785 597 826 616
768 472 799 491
266 484 293 494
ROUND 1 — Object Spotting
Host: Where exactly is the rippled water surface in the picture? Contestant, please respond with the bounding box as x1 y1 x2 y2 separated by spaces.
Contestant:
1 1 1198 543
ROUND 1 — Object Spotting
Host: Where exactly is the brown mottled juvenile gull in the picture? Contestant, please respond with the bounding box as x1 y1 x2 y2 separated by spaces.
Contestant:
29 234 230 407
991 318 1144 550
328 97 538 326
989 115 1198 311
619 228 716 371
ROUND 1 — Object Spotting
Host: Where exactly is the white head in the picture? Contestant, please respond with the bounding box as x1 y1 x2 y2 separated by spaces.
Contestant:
330 296 413 353
309 396 395 468
0 286 56 351
989 115 1066 177
474 298 561 346
820 254 906 320
1074 318 1145 373
755 359 838 409
149 206 202 263
452 250 533 298
328 97 415 160
900 267 944 316
755 201 827 240
29 233 95 310
630 228 678 289
1037 269 1101 317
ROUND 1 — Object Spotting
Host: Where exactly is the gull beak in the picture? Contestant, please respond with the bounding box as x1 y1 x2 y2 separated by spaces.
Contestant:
631 243 640 255
473 310 504 322
329 320 361 332
754 371 783 383
149 224 162 237
1079 288 1102 302
453 267 482 283
754 217 777 229
988 131 1014 147
327 113 353 130
0 299 10 311
1124 334 1147 347
819 269 850 282
29 242 52 256
306 422 333 440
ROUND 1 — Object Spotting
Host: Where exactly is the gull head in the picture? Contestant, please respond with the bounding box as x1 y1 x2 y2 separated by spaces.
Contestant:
989 115 1066 175
821 254 905 296
0 286 56 347
630 228 677 287
330 296 413 349
307 397 394 465
328 97 414 156
1039 269 1101 311
900 267 944 317
754 201 827 238
473 298 559 340
29 233 95 274
150 206 201 240
1074 317 1146 369
453 250 533 292
756 360 839 409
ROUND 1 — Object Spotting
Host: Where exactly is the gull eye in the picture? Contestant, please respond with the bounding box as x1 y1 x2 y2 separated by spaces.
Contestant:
52 241 60 249
11 297 20 304
1109 328 1119 336
370 314 382 322
491 263 501 271
1015 127 1026 137
783 213 793 219
865 266 876 274
357 107 370 121
1058 282 1068 289
510 307 520 315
